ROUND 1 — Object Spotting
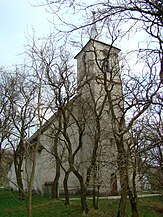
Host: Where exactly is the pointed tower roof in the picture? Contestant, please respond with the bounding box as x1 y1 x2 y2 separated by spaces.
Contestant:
90 11 99 40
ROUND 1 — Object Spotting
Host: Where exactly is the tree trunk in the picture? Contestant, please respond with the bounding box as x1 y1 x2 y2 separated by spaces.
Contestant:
117 145 128 217
63 170 70 205
27 188 32 217
80 185 88 215
93 186 98 210
26 133 41 217
128 152 139 217
117 189 128 217
128 187 139 217
17 172 25 199
129 196 139 217
93 165 98 210
51 127 61 199
14 139 25 200
27 147 38 217
51 158 60 198
73 169 88 214
14 157 25 200
51 177 59 198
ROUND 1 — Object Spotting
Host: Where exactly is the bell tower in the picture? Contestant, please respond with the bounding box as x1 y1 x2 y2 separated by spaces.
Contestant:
74 38 123 195
74 39 121 102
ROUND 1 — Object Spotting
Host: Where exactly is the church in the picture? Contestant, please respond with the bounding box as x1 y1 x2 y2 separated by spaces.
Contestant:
8 36 124 197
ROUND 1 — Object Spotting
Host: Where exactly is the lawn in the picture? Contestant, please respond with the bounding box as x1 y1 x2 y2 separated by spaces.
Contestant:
0 189 163 217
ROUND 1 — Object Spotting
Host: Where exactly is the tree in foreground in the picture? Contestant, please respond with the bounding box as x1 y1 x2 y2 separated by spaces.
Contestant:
0 68 37 199
0 69 13 186
41 1 162 216
132 101 163 192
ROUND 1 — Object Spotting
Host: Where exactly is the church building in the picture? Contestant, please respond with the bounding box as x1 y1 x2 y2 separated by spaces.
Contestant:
8 36 124 197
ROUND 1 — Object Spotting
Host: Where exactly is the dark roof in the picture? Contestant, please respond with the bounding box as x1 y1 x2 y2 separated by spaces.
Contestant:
74 39 121 59
28 113 57 143
28 95 78 144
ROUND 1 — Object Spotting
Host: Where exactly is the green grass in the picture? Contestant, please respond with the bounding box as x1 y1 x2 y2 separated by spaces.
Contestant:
0 189 163 217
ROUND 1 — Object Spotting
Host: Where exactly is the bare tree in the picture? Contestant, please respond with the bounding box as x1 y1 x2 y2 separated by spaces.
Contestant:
0 67 37 199
19 3 163 214
38 34 161 217
28 36 109 213
45 49 76 201
86 38 161 217
23 37 57 217
0 69 13 186
132 100 163 192
40 0 162 83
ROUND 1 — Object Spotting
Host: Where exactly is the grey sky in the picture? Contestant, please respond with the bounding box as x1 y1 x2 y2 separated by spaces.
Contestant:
0 0 52 66
0 0 151 70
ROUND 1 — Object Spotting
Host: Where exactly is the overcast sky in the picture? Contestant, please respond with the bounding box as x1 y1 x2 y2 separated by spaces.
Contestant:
0 0 52 66
0 0 150 70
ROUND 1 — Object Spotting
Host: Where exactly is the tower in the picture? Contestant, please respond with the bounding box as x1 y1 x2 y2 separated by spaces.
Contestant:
75 39 121 103
75 39 123 194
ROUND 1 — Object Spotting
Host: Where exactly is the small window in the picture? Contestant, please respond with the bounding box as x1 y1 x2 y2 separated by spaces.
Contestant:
100 58 110 73
110 138 114 146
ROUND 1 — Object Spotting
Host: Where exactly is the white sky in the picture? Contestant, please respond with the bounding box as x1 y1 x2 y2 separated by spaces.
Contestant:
0 0 155 71
0 0 52 66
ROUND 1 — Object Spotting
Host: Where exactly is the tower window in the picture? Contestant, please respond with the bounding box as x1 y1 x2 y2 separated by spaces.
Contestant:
102 58 110 72
110 138 114 146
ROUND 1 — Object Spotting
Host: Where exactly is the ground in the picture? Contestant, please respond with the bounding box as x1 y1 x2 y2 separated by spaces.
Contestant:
0 189 163 217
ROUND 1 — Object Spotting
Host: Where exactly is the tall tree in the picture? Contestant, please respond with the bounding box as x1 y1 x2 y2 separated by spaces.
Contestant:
89 40 161 217
132 101 163 191
20 2 163 213
5 69 36 199
41 0 163 82
0 69 12 185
